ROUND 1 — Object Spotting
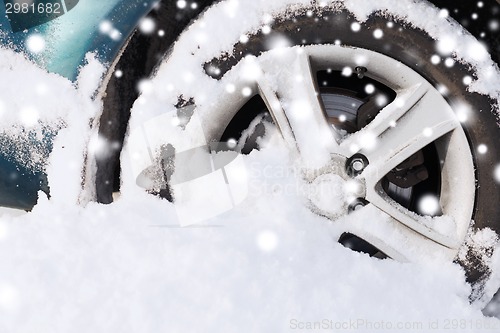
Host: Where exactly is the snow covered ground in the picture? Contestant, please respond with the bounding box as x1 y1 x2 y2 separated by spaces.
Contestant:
0 143 499 332
0 149 499 333
1 0 500 332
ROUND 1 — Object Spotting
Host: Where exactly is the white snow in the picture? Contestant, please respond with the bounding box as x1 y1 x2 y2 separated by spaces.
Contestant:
1 139 500 332
0 0 500 331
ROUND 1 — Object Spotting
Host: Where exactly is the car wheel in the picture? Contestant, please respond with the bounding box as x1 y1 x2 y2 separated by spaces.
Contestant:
91 0 500 303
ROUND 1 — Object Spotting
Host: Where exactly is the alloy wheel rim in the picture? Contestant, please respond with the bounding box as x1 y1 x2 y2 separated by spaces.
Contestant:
127 44 476 263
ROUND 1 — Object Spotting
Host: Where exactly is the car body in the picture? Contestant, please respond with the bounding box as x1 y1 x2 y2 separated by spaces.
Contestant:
0 0 157 80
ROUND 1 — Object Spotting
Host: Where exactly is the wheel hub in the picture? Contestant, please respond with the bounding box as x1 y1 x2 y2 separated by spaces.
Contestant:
306 154 366 219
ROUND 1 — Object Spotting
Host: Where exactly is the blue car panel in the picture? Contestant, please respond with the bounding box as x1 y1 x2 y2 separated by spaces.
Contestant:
0 0 155 209
1 0 155 80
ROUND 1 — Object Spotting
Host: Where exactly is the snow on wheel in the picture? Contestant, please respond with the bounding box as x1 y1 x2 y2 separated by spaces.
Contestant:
93 0 500 304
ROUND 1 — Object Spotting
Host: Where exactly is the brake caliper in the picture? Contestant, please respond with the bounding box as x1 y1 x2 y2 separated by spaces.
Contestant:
385 151 429 188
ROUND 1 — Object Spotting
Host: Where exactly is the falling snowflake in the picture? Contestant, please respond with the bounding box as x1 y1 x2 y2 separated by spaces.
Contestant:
489 20 499 31
139 17 156 34
99 20 122 40
418 194 440 216
373 29 383 39
375 94 388 107
462 76 472 85
226 84 236 93
177 0 187 9
358 131 377 150
454 103 470 123
477 144 487 154
431 55 441 65
364 84 375 94
265 34 292 51
109 29 122 41
99 20 113 34
444 58 455 67
239 34 249 43
351 22 361 32
494 164 500 183
241 87 252 97
26 34 45 54
342 67 353 77
437 84 449 95
137 79 154 94
262 13 273 24
439 9 449 18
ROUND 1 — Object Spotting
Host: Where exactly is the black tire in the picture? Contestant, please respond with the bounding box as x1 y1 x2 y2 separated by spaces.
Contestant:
95 0 214 204
95 0 499 301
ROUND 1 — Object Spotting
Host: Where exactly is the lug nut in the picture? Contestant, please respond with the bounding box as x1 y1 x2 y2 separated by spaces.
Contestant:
348 198 369 213
355 66 367 79
351 159 365 172
346 154 369 177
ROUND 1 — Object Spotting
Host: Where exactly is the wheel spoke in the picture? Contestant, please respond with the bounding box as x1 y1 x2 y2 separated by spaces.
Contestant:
352 84 460 181
256 71 298 153
257 50 338 167
343 83 462 249
338 204 457 262
366 184 461 249
340 82 428 153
